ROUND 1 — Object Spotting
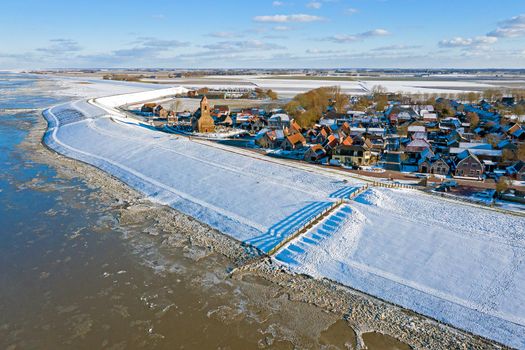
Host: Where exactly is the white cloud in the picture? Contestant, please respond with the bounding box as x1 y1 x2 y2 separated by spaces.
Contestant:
202 40 285 51
371 44 421 51
307 1 322 9
273 25 292 31
438 36 497 48
344 8 358 15
488 14 525 38
253 14 324 23
326 29 389 43
306 48 345 54
272 1 284 6
36 39 82 55
363 29 389 36
209 31 237 38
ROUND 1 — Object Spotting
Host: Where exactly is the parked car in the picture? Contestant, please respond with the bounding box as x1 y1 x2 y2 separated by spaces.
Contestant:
443 180 458 188
474 189 496 199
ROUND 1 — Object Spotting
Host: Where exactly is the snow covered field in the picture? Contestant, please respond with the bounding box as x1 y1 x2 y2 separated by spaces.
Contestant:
252 78 495 96
277 187 525 348
51 76 161 99
50 74 505 99
42 82 525 348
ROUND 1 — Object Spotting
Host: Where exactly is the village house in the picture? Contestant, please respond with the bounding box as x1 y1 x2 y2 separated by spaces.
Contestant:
268 113 290 129
141 102 157 113
403 138 434 172
158 108 170 119
289 119 302 134
235 112 252 125
504 123 525 140
341 135 353 146
507 161 525 181
255 129 284 149
212 105 233 126
212 105 230 117
304 144 327 162
282 132 306 151
419 157 451 175
332 144 373 167
385 105 418 125
454 150 484 178
315 127 330 144
323 134 339 153
407 125 427 140
243 116 266 133
422 112 438 123
322 111 349 125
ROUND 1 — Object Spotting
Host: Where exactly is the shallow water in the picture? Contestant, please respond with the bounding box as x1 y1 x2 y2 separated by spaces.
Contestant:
0 73 410 349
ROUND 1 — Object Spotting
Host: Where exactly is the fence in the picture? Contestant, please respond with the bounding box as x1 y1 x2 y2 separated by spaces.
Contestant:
371 181 416 190
348 184 370 199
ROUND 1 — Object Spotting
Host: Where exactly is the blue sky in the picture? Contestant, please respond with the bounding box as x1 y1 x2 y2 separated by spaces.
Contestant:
1 0 525 69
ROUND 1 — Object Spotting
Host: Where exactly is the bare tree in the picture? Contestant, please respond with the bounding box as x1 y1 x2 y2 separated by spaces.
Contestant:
496 176 512 194
266 89 278 100
467 112 480 128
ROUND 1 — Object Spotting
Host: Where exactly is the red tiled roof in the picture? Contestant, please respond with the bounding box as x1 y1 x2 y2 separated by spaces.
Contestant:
286 132 306 145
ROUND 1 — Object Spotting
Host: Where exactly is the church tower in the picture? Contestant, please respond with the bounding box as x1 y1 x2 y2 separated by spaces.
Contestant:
196 96 215 133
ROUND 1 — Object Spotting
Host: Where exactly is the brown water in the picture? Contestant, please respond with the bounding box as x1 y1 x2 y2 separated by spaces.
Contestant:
0 73 411 350
362 332 412 350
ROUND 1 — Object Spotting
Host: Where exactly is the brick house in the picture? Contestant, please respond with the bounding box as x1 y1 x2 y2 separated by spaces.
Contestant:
304 144 327 162
454 150 484 178
419 158 450 175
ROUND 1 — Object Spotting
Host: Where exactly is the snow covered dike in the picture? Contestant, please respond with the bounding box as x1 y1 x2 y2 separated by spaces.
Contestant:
277 187 525 349
42 87 525 348
43 89 361 252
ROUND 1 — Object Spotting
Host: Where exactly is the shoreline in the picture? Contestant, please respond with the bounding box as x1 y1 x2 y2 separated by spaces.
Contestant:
25 108 505 349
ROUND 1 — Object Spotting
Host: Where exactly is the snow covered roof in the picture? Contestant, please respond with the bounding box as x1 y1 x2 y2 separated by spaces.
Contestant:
458 142 492 150
275 129 285 139
422 113 437 120
450 148 502 157
270 113 290 122
255 128 270 139
407 139 431 147
408 125 426 132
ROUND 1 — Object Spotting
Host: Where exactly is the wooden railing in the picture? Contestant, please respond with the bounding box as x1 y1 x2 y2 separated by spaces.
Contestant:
371 181 416 190
267 198 345 256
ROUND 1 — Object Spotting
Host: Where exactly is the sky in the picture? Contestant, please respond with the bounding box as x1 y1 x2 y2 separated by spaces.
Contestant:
1 0 525 69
